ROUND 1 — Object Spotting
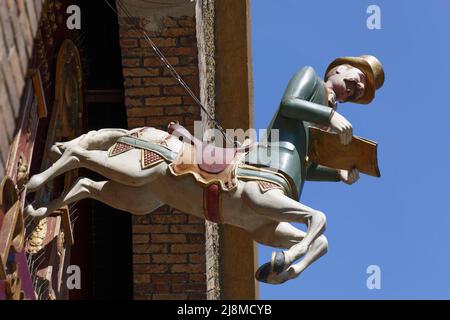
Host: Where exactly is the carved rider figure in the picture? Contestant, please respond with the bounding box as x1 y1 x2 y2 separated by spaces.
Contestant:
253 55 385 199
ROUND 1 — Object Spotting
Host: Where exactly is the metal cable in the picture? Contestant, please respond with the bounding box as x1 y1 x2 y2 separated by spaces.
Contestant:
103 0 236 146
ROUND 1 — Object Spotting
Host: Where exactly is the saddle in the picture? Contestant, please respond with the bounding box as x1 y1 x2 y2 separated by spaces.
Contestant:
167 122 251 174
167 122 249 191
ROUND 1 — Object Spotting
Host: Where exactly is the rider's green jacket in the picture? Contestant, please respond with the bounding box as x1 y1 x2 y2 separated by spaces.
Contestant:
251 66 341 200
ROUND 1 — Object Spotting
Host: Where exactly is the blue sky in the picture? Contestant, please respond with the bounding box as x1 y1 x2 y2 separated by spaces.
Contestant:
251 0 450 299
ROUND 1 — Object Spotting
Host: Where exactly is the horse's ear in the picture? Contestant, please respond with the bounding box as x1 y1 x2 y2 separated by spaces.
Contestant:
167 120 179 134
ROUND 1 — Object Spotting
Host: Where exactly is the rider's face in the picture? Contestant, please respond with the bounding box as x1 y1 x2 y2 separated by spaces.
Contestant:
327 65 366 103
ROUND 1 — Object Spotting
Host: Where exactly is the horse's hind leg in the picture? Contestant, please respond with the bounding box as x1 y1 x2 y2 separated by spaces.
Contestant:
26 177 163 218
50 128 132 159
27 145 163 193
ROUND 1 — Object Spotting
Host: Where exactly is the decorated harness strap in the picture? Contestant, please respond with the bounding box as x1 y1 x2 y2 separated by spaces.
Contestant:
108 134 178 170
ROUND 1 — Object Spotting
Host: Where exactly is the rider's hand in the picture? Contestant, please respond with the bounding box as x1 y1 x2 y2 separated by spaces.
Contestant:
329 111 353 145
339 168 360 185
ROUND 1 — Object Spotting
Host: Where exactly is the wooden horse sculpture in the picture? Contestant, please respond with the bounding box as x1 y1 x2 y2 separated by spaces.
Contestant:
25 123 329 285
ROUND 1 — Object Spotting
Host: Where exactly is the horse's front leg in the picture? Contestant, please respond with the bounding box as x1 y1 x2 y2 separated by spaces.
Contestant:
252 222 328 284
243 182 326 280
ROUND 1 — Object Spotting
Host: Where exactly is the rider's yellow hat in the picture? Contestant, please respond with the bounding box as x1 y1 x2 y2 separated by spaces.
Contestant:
325 55 385 104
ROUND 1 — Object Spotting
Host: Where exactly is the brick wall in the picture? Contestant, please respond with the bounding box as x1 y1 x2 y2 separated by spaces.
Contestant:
0 0 43 179
118 15 207 300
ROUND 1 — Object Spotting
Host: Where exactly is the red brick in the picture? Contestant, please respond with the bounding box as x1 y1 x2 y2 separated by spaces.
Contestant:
120 38 138 48
187 294 207 300
189 254 206 264
140 37 176 48
151 274 188 284
171 263 204 273
162 17 179 27
133 254 150 264
144 57 179 67
152 293 188 300
134 283 171 293
183 114 201 126
128 107 163 118
121 48 153 58
133 215 150 224
161 27 195 37
187 234 205 244
178 36 197 47
152 254 187 264
134 274 150 284
145 96 182 106
124 77 142 87
170 225 205 234
178 56 197 65
134 244 168 254
127 117 146 128
146 116 182 128
133 264 168 273
133 234 149 244
163 86 187 96
189 273 207 283
151 234 186 243
150 214 187 224
171 244 204 254
164 105 196 116
161 47 197 57
182 75 200 93
150 284 171 293
133 224 168 234
123 68 159 77
143 77 178 86
126 87 160 97
125 97 144 107
119 29 142 38
178 18 196 28
182 95 197 105
122 58 141 67
172 283 206 293
188 215 204 224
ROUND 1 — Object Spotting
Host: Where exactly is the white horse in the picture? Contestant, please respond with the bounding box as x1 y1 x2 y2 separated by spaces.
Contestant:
25 126 329 285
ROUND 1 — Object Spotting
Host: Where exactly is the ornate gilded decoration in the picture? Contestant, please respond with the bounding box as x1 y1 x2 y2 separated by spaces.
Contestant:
26 219 47 255
23 38 84 300
53 40 84 140
4 262 24 300
0 178 25 280
56 231 65 258
16 154 29 193
29 69 48 119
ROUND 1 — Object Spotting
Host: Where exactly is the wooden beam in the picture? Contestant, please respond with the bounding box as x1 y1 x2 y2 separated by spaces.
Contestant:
214 0 258 300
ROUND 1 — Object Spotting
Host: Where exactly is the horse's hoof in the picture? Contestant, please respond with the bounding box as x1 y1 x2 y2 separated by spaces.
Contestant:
271 251 286 274
24 204 43 217
26 174 46 193
255 262 272 283
48 145 63 161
